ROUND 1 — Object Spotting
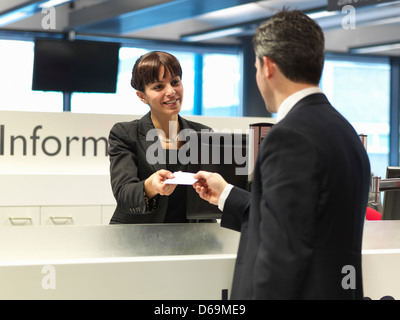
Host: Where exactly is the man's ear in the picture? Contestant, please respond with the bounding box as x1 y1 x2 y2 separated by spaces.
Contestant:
136 90 147 104
263 56 276 79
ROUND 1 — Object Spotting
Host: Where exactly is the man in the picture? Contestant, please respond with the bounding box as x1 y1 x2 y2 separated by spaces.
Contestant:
194 9 370 299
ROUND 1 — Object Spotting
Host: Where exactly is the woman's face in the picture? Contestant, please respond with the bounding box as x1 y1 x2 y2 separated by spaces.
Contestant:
137 66 183 118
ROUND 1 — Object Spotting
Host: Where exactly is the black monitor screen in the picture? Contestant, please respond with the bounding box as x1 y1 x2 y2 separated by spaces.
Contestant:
382 166 400 220
32 39 120 93
186 131 250 220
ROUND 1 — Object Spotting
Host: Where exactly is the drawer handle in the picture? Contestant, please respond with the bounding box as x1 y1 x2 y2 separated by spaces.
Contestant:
50 216 73 224
9 217 33 225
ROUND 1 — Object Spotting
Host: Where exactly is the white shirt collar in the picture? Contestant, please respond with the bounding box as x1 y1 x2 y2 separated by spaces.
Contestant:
276 87 323 123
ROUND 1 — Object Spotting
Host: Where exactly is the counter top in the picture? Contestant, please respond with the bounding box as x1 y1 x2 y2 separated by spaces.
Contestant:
0 223 240 264
1 220 399 264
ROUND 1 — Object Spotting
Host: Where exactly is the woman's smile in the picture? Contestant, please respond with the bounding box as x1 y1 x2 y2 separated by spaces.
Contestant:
163 98 180 107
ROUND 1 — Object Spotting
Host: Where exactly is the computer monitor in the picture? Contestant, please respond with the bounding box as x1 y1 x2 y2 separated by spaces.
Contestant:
186 131 250 220
382 166 400 220
32 39 120 93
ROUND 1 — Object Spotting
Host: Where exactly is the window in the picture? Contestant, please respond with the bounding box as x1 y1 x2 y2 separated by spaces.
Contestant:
202 53 241 117
0 39 63 112
71 48 196 115
0 38 241 117
320 55 391 179
71 48 242 117
71 47 242 116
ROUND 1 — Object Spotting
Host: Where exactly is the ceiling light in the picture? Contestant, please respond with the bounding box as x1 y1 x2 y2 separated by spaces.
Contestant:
350 42 400 55
307 10 338 20
0 12 29 27
39 0 72 9
182 27 246 42
0 0 72 27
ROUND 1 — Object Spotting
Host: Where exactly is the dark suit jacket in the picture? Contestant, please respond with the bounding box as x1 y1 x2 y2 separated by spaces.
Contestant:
108 112 211 224
221 93 371 300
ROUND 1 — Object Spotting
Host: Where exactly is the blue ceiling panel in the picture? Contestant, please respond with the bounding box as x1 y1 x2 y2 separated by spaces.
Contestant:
72 0 257 35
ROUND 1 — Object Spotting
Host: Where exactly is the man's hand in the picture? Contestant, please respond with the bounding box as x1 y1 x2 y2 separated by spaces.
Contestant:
193 171 228 206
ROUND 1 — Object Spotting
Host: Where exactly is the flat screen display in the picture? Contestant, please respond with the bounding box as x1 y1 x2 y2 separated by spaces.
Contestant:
382 166 400 220
32 39 120 93
186 131 250 220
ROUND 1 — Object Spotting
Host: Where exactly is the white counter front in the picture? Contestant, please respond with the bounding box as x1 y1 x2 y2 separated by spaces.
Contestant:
0 221 399 300
0 223 240 300
362 221 400 300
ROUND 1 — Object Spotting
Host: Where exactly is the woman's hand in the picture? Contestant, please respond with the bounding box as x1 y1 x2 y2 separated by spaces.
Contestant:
144 169 177 199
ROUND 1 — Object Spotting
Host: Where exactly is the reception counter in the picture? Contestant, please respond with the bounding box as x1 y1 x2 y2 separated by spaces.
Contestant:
362 221 400 300
0 223 240 299
0 221 399 299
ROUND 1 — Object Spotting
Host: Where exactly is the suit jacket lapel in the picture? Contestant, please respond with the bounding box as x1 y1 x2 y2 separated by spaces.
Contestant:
137 112 195 172
138 112 167 172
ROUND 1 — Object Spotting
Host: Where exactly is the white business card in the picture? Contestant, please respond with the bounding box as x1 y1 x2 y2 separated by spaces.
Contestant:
164 172 198 185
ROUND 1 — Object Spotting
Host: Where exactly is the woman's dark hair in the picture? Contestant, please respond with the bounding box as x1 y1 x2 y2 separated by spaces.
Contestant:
253 9 325 85
131 51 182 92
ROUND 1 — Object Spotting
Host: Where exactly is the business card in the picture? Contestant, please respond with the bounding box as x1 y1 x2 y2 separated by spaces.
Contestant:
164 172 198 185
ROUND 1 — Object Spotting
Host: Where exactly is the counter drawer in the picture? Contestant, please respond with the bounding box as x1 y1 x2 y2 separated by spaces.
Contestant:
0 207 40 226
40 206 102 226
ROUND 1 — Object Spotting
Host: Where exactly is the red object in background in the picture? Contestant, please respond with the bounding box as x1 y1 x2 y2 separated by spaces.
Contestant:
366 207 382 220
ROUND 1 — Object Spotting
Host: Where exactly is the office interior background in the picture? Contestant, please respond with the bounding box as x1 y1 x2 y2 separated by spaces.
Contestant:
1 0 400 181
2 0 400 300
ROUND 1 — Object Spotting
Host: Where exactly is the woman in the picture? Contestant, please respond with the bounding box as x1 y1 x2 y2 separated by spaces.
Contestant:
108 51 211 224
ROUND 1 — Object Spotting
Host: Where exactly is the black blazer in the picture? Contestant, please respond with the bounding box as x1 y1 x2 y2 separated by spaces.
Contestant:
108 112 211 224
222 93 371 299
